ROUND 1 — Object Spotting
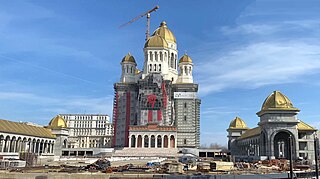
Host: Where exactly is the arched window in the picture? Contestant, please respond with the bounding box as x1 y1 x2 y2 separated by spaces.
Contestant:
154 64 157 71
131 66 133 73
159 64 161 71
155 52 158 61
184 139 187 145
189 67 192 75
126 66 128 73
149 51 153 61
149 64 152 72
171 53 174 68
160 52 163 61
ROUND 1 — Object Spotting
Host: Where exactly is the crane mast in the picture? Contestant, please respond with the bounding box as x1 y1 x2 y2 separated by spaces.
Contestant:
119 5 159 41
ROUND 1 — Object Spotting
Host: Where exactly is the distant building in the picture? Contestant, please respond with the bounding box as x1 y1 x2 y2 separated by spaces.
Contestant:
48 114 113 156
59 114 113 148
112 21 201 149
227 91 317 161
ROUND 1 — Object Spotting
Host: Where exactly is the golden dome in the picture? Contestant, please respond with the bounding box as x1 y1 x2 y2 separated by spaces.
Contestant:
144 35 168 48
261 91 298 111
179 54 192 63
152 21 176 43
257 91 300 116
48 115 67 129
121 53 136 64
228 117 248 130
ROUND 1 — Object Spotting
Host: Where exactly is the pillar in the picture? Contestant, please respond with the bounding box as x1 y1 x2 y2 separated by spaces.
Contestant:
135 136 138 148
161 136 164 148
148 136 151 148
129 136 132 148
175 136 177 148
0 139 4 152
12 140 16 152
142 136 145 148
155 136 158 148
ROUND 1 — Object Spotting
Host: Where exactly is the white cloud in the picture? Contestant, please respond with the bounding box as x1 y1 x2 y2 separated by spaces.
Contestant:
221 24 280 35
196 41 320 95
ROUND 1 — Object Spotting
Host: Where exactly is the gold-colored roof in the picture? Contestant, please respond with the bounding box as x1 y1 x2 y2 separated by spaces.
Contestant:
121 53 136 64
0 119 56 139
228 117 249 130
179 54 193 63
135 68 141 74
297 120 316 131
152 21 176 43
238 127 261 140
48 115 67 129
144 35 168 48
261 91 299 111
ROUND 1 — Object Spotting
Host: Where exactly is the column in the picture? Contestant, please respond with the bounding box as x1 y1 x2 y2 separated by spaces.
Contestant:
0 139 4 152
135 136 138 148
129 136 132 148
155 136 158 148
142 136 145 148
175 136 177 148
12 140 16 152
5 140 10 152
161 136 164 148
148 136 151 148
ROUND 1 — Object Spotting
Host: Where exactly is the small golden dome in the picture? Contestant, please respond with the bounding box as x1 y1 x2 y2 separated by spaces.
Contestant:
261 91 298 111
144 35 168 48
48 115 67 129
121 53 136 64
179 54 192 63
135 68 141 74
152 21 176 43
228 117 248 130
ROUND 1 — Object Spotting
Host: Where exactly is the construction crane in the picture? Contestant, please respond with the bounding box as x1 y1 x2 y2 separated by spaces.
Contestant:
119 5 159 41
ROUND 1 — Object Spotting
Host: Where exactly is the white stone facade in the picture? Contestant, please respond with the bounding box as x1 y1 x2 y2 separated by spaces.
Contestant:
0 132 55 156
60 114 113 148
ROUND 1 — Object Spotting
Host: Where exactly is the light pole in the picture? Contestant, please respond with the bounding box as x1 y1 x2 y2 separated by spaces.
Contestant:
314 133 319 179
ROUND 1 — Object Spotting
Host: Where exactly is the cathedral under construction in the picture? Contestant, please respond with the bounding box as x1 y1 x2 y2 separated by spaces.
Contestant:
112 21 201 149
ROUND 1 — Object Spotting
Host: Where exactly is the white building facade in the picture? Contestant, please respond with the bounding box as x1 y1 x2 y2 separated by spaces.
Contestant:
60 114 113 149
0 119 56 160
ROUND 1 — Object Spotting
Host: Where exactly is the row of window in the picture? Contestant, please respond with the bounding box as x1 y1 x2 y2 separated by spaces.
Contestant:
64 116 108 120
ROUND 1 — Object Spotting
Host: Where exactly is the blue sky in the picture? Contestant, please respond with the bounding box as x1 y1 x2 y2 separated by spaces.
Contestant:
1 0 320 146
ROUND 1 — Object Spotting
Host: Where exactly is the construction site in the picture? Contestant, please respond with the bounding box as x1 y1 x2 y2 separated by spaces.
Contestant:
1 149 320 179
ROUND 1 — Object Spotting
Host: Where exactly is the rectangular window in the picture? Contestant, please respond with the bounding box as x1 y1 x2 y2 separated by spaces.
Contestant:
299 142 307 150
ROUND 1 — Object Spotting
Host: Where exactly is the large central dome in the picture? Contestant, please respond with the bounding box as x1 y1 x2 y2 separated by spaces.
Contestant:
257 91 300 116
152 21 176 43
